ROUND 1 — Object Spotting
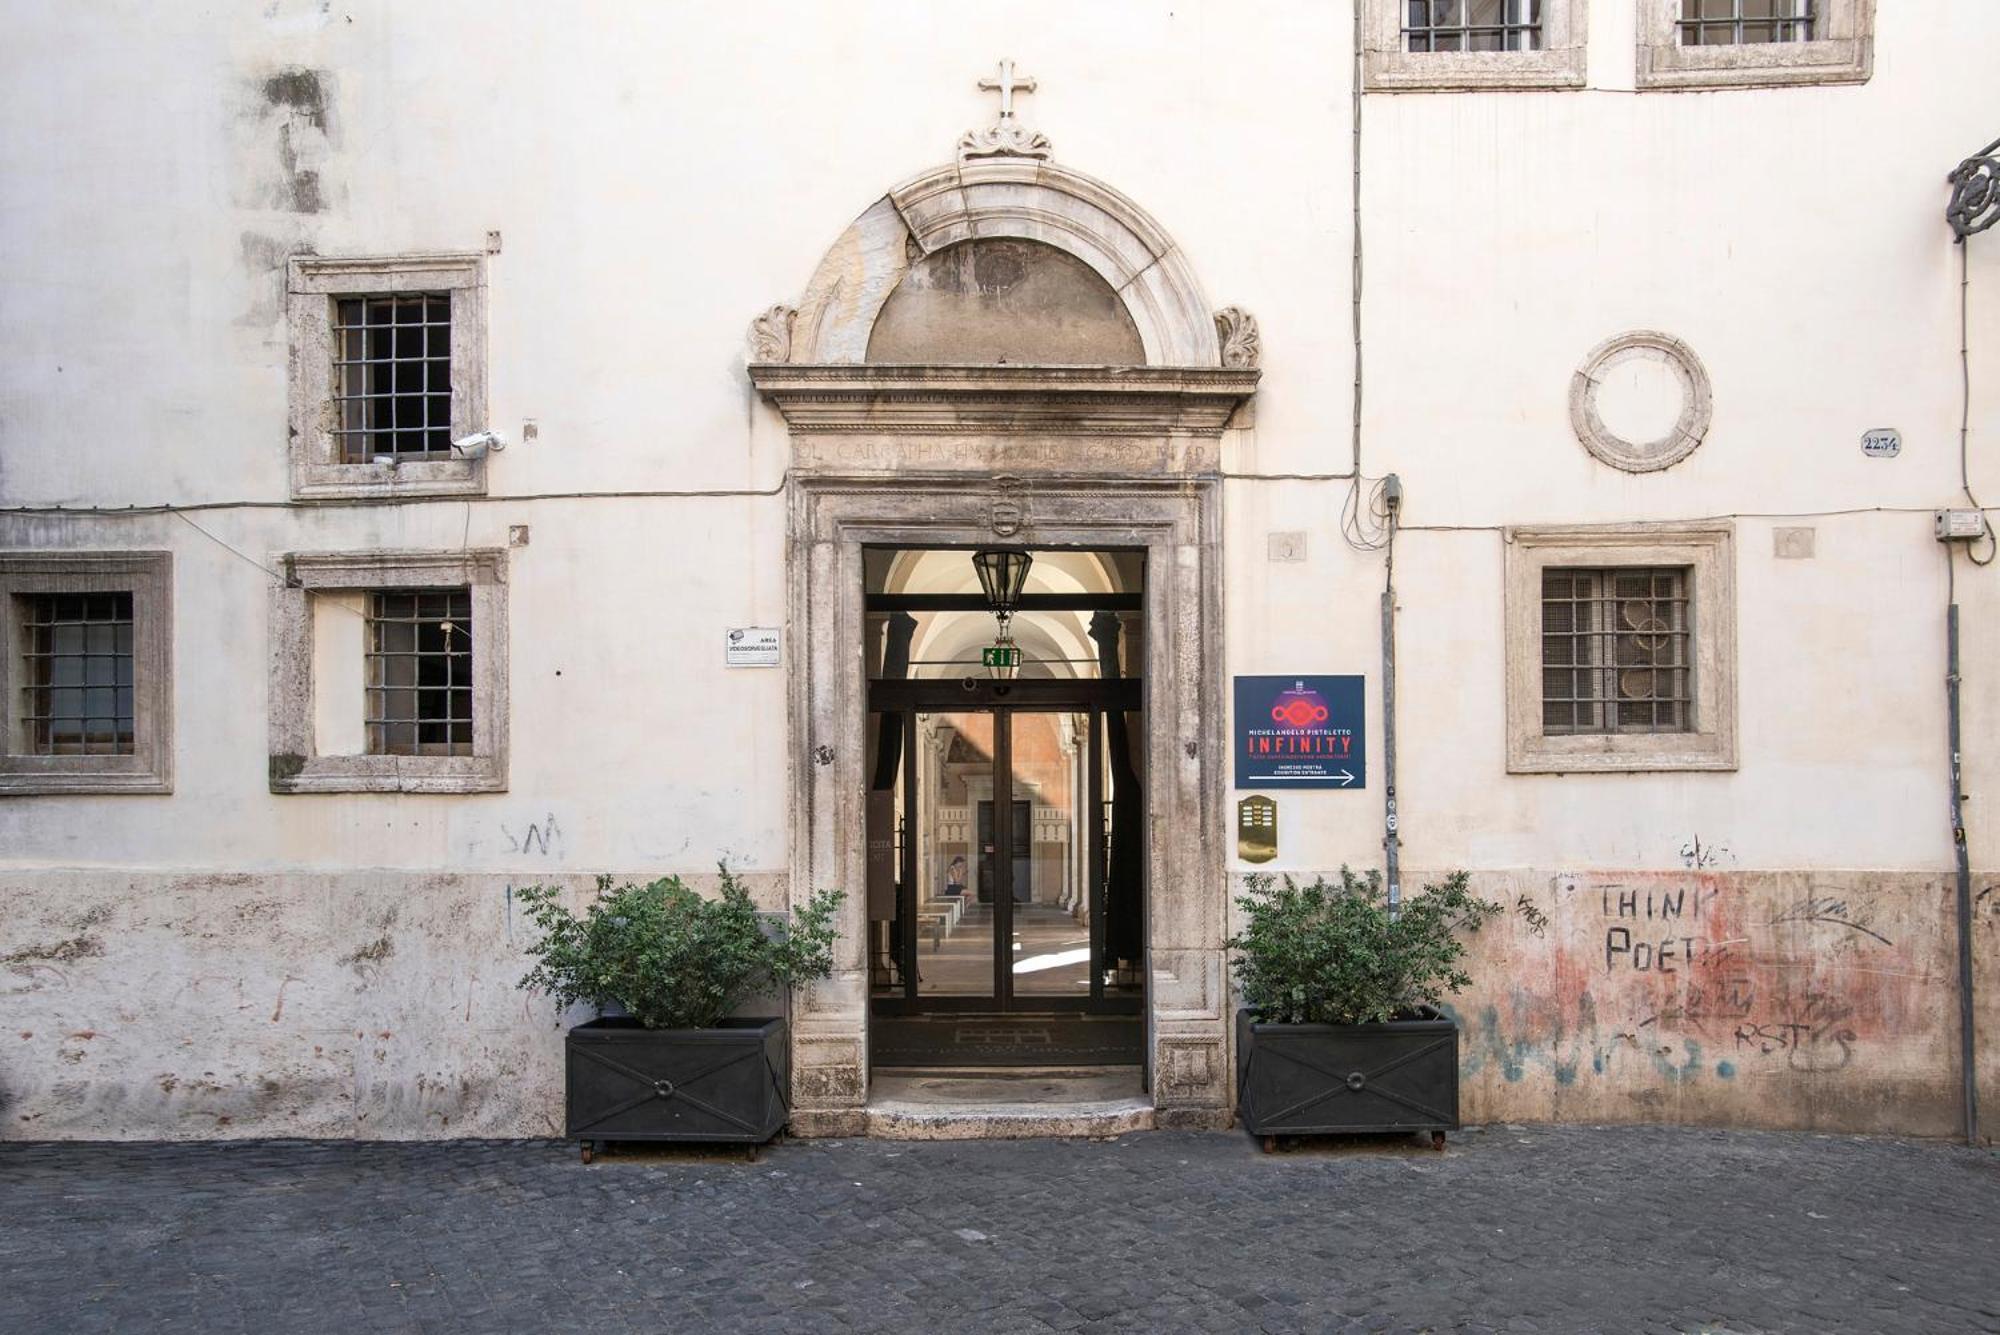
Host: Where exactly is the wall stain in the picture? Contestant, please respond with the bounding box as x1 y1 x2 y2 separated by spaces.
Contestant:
238 232 295 329
248 67 332 215
340 937 393 970
3 936 103 966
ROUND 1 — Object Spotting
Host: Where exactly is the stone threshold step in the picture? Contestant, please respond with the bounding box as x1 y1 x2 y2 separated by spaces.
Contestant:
864 1071 1155 1141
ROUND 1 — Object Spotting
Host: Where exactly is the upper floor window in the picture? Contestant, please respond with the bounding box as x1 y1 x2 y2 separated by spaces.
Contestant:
333 293 455 464
1506 525 1736 773
286 254 488 501
1540 567 1691 736
1365 0 1585 91
0 551 173 795
1678 0 1814 46
1639 0 1871 89
1404 1 1544 54
268 549 507 794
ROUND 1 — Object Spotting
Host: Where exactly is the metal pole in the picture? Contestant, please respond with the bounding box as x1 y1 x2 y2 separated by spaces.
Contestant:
1350 0 1365 477
1382 498 1401 913
1949 602 1980 1145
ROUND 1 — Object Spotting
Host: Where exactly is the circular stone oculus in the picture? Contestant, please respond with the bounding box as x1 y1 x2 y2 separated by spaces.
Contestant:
1569 330 1712 473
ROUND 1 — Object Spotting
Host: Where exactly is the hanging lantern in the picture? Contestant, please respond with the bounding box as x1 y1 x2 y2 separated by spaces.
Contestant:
971 548 1033 625
983 623 1022 680
973 548 1032 680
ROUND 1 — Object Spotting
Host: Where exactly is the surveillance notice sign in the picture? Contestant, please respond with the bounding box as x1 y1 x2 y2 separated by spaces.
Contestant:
1233 675 1365 790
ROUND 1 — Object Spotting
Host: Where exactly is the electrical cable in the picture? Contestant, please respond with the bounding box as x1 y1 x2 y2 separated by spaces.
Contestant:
0 478 792 517
1958 242 1996 565
170 503 410 627
1340 473 1393 552
1222 471 1359 482
169 509 287 586
1350 0 1365 483
1396 503 1957 534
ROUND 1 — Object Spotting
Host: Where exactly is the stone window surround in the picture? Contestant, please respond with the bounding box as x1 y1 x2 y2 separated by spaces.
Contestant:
1637 0 1874 89
1363 0 1589 92
286 253 489 502
1504 523 1737 773
0 550 173 795
268 548 508 794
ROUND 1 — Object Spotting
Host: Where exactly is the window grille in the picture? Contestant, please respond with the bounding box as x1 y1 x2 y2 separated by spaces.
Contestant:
1541 568 1692 735
17 592 135 755
332 293 453 463
1678 0 1814 45
1405 0 1544 52
366 589 473 756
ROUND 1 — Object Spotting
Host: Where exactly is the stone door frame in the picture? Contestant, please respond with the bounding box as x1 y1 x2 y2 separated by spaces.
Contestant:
783 472 1232 1134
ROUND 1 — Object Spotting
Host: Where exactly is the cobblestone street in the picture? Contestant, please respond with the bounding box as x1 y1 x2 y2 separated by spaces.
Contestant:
3 1125 1997 1334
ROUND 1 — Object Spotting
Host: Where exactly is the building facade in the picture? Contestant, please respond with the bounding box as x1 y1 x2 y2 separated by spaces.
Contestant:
2 0 1997 1141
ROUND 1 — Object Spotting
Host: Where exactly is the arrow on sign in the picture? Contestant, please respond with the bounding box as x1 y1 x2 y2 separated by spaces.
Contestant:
1333 770 1356 787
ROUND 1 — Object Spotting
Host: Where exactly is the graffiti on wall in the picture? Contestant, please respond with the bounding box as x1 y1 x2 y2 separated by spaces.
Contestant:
1455 865 1939 1110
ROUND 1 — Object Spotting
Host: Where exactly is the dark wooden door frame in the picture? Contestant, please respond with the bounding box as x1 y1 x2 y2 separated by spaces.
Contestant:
868 679 1143 1019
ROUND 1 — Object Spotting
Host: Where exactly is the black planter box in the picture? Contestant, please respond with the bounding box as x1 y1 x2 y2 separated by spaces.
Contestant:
566 1016 788 1153
1236 1007 1459 1143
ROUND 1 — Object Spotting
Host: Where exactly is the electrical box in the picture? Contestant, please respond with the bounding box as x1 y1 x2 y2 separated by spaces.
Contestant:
1935 509 1990 542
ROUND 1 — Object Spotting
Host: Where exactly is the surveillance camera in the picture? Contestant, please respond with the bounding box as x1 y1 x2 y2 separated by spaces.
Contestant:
450 429 506 459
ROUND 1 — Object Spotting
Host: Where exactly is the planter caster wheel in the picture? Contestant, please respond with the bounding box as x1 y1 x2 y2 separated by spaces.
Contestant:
580 1141 596 1165
1430 1131 1447 1152
745 1143 759 1164
1261 1136 1279 1155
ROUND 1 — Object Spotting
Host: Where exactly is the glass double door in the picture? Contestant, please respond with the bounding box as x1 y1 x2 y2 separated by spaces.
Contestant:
866 678 1143 1017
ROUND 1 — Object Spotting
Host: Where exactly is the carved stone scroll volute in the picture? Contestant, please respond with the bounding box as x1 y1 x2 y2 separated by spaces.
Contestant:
749 304 796 363
1214 307 1260 369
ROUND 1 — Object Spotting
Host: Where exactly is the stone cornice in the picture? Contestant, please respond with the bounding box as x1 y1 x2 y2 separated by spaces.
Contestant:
749 364 1260 437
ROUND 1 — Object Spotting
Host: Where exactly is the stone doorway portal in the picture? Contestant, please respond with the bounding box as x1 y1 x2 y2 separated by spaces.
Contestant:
748 107 1257 1133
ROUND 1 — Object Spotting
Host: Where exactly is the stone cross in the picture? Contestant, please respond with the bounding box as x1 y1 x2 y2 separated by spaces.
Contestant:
978 60 1037 120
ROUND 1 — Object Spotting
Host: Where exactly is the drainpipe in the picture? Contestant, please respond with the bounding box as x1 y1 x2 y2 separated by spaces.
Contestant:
1381 477 1402 912
1944 137 1995 1140
1948 593 1979 1146
1350 0 1365 479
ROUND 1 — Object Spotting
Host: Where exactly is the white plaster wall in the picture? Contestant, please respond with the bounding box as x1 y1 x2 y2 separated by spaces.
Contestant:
2 1 1998 1135
0 1 1978 875
0 0 1356 879
1221 1 2000 878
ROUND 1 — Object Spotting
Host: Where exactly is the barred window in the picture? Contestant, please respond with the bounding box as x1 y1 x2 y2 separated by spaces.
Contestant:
271 550 504 794
366 590 473 757
1405 0 1543 52
1678 0 1814 46
1541 568 1692 736
333 293 453 463
16 593 135 756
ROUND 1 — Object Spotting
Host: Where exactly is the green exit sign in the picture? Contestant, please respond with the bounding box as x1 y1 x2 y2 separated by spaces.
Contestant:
981 645 1021 669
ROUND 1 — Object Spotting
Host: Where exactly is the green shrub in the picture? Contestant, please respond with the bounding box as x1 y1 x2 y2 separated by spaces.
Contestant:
515 866 844 1030
1227 867 1500 1026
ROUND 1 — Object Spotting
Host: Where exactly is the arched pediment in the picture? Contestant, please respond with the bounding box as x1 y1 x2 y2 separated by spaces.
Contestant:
779 158 1229 368
749 105 1257 448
